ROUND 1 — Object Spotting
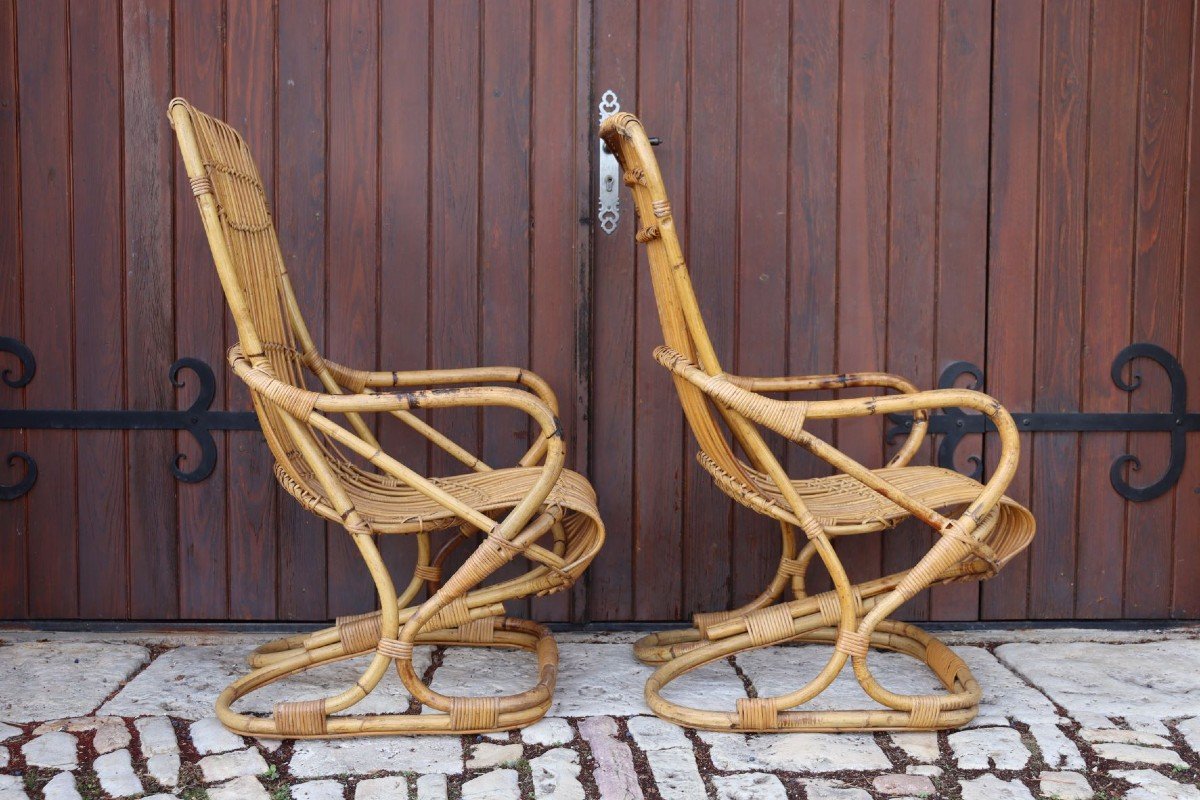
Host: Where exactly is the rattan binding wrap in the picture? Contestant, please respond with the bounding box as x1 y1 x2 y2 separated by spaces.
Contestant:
170 98 604 738
601 111 1034 733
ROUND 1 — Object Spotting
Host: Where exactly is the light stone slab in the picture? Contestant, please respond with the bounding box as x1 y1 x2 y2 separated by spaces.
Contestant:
146 753 180 788
551 644 744 717
1113 769 1200 800
355 776 409 799
530 748 585 800
189 717 246 755
0 775 25 800
41 772 81 800
22 731 78 769
0 748 7 769
101 646 431 720
872 773 935 795
712 772 788 800
955 647 1062 727
290 735 462 777
198 747 269 783
135 716 179 756
256 736 284 753
467 742 522 769
626 716 691 752
0 722 19 741
0 642 149 723
93 749 144 798
578 716 644 800
906 764 941 777
1080 727 1174 747
522 717 574 747
1180 717 1200 756
292 780 345 800
958 775 1034 800
461 768 520 800
1038 771 1092 800
637 743 705 800
699 730 891 773
1093 742 1186 767
801 780 872 800
207 776 270 800
425 647 537 712
142 795 180 800
888 731 939 763
92 721 131 754
1027 723 1085 769
417 773 448 800
947 726 1030 770
996 640 1200 732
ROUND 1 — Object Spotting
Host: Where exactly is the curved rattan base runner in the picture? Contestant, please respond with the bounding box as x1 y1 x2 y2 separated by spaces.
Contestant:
217 614 556 738
642 618 978 733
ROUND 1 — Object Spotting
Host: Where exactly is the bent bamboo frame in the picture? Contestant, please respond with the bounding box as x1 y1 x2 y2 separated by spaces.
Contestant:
169 98 604 737
600 111 1034 733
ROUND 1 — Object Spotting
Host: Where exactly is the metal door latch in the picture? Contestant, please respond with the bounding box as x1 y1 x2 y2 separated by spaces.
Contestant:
597 90 621 234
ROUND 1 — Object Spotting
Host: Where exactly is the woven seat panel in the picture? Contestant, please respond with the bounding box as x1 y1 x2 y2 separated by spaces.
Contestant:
698 453 1035 572
277 461 602 536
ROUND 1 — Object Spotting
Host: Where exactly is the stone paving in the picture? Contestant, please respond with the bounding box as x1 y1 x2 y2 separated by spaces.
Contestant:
0 625 1198 799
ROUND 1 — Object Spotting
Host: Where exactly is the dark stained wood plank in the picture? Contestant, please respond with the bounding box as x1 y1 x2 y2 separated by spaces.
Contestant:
834 0 889 588
732 0 790 607
1029 0 1088 619
225 0 279 620
275 0 329 621
633 0 687 620
681 0 737 619
173 0 228 620
122 0 178 619
326 0 380 617
0 0 27 620
1173 0 1200 620
18 0 78 618
785 0 840 598
929 0 990 622
529 0 581 621
981 0 1041 621
479 0 534 620
586 0 638 621
377 0 430 621
884 0 938 621
70 0 128 618
1077 0 1140 620
1125 0 1190 618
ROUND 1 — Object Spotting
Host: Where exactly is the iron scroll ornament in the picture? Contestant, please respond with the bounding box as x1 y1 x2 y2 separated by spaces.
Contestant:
0 339 258 500
886 343 1200 502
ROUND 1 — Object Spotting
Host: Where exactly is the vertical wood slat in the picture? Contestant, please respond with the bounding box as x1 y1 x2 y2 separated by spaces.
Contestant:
122 0 178 619
929 0 990 621
1029 0 1088 619
0 0 27 620
17 0 77 618
173 0 228 620
981 0 1041 621
587 0 638 622
1077 0 1140 620
225 0 278 620
682 0 738 618
732 0 790 606
70 0 128 618
325 0 380 617
1125 0 1191 618
884 0 939 621
632 0 687 621
275 0 328 621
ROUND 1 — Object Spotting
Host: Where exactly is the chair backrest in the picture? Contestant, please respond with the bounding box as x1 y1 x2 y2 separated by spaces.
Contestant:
599 113 771 487
167 98 357 488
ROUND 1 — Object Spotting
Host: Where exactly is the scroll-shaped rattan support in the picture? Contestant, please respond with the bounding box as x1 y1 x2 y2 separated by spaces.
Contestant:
600 111 1034 733
170 98 604 737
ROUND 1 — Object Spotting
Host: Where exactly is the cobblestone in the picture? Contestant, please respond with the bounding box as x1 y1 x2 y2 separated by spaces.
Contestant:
291 780 345 800
1038 770 1092 800
947 725 1030 770
529 747 585 800
22 731 78 770
93 749 144 797
461 768 520 800
711 772 788 800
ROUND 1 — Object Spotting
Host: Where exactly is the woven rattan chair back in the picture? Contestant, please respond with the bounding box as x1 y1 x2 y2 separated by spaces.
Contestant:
170 98 604 738
601 111 1034 733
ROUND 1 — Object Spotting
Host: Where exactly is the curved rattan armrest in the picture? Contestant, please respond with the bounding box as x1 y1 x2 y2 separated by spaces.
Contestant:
726 371 929 467
654 345 1020 526
316 355 559 414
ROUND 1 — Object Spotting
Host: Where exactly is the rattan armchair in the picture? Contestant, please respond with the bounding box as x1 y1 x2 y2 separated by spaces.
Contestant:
169 99 604 738
600 112 1035 733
